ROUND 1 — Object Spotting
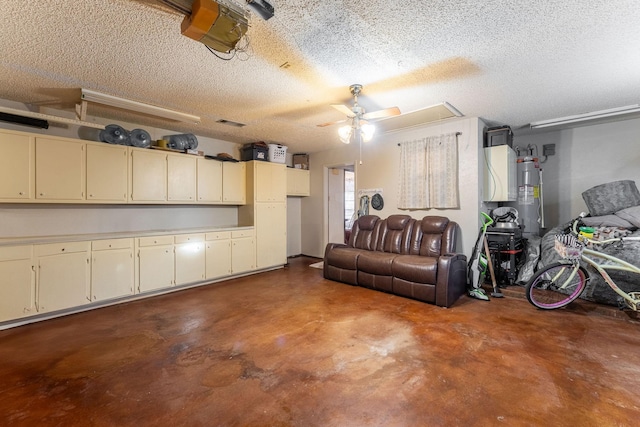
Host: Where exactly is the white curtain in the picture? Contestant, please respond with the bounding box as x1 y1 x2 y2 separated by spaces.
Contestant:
397 132 459 209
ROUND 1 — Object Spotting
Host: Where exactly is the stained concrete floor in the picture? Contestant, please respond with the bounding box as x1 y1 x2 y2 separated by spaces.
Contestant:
1 256 639 426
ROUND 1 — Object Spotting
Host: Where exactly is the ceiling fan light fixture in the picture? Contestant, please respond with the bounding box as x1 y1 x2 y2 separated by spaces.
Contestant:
361 123 375 142
338 125 352 144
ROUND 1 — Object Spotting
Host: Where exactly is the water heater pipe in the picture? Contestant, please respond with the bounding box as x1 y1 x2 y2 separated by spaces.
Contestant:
539 168 545 229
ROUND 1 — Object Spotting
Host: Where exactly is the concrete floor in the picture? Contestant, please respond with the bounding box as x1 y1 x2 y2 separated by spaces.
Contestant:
1 256 640 426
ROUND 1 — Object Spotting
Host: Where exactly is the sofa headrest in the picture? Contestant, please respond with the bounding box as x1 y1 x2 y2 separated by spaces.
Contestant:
386 214 412 230
357 215 380 230
420 216 450 234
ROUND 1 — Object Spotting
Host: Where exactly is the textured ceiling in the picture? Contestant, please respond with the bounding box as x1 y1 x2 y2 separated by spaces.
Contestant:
1 0 639 153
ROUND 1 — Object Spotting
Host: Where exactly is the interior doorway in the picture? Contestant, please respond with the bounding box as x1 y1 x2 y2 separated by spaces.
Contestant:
327 165 355 244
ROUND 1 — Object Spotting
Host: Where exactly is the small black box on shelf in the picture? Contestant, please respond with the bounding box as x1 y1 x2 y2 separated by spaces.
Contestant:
484 126 513 148
241 143 269 161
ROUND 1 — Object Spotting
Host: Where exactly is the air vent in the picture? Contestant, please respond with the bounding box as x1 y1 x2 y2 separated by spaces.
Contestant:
217 119 246 127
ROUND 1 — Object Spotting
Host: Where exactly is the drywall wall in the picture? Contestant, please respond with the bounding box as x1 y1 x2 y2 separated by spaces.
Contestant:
300 117 485 260
286 197 302 257
513 116 640 230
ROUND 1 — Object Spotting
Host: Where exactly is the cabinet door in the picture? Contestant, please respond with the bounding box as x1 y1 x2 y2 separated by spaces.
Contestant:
483 146 516 202
255 162 286 202
205 239 231 279
168 154 197 202
197 158 223 203
37 251 90 312
222 162 246 204
256 203 287 268
87 143 128 202
91 248 134 301
175 241 205 285
138 245 174 292
255 161 273 202
35 138 85 200
270 163 287 201
0 246 35 322
131 149 167 202
232 237 255 274
286 168 310 196
0 131 34 200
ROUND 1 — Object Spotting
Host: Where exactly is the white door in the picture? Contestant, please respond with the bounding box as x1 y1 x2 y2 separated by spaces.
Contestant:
328 168 345 244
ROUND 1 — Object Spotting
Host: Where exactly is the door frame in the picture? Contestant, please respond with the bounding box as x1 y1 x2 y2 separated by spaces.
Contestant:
324 163 355 249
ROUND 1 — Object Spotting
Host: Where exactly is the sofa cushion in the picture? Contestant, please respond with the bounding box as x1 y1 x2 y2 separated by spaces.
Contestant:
393 278 436 303
419 216 450 257
357 251 398 276
392 255 438 284
349 215 381 250
377 215 413 253
325 247 366 270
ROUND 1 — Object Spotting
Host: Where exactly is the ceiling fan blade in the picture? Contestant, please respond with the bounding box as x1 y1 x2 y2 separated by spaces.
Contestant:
331 104 355 117
317 118 348 127
362 107 401 121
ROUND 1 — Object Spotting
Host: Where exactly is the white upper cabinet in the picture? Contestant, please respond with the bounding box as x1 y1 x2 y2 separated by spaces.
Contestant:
0 130 34 200
35 137 85 201
130 148 167 202
168 153 197 202
197 157 223 203
86 143 129 202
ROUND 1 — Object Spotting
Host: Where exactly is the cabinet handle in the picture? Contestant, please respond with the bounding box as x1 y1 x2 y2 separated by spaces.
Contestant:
18 191 24 195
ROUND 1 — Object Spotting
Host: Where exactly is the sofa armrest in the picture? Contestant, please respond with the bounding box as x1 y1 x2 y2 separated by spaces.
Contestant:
324 243 349 258
324 243 349 276
435 253 468 308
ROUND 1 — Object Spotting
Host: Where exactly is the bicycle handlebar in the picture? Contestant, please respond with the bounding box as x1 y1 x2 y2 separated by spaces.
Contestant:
569 212 640 246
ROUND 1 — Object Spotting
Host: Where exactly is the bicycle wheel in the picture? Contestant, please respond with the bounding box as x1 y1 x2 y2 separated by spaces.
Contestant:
526 262 588 310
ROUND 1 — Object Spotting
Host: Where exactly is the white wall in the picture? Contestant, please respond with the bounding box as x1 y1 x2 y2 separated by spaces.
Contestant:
0 102 242 238
300 117 485 260
286 197 302 257
513 116 640 230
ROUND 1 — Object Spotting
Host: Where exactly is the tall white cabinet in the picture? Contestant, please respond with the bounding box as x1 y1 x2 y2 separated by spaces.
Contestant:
483 145 517 202
239 161 287 269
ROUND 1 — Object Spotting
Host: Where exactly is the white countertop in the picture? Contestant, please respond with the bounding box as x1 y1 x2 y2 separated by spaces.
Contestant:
0 225 254 247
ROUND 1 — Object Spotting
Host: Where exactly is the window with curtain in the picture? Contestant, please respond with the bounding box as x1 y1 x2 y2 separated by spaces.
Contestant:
397 132 459 209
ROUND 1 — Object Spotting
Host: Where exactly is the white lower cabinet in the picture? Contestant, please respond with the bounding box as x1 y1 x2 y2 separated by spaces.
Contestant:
35 242 90 313
137 236 175 293
205 231 232 279
91 239 135 302
255 203 287 269
0 245 35 322
231 229 255 274
1 227 257 326
174 234 205 285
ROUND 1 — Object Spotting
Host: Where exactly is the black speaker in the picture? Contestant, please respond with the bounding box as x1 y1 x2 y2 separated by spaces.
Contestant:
484 126 513 148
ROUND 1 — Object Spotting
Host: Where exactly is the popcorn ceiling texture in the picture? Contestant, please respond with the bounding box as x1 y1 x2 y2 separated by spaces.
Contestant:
1 0 639 152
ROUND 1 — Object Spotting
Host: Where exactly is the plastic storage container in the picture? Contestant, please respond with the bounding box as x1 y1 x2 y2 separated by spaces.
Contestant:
268 144 287 163
164 134 198 150
241 143 269 161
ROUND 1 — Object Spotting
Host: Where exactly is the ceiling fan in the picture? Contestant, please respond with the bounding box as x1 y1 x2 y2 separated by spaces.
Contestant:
318 84 401 143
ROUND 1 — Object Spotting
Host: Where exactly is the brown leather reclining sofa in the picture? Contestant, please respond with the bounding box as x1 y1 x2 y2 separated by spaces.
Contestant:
323 214 467 308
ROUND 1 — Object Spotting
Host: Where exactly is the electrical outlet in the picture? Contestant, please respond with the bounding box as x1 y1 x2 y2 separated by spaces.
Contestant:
543 144 555 156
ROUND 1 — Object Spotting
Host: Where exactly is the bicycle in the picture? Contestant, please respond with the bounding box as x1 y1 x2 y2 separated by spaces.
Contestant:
525 213 640 310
